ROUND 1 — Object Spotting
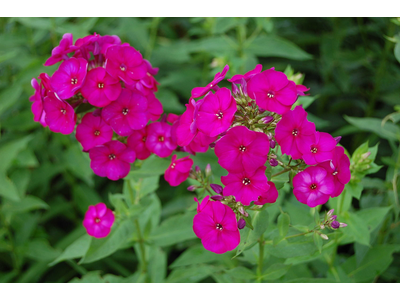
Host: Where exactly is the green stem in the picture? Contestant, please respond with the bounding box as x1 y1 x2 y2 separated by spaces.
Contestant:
145 17 161 60
0 210 19 271
134 219 147 274
257 234 264 283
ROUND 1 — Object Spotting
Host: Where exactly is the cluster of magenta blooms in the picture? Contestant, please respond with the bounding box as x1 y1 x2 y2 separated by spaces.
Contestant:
30 33 351 253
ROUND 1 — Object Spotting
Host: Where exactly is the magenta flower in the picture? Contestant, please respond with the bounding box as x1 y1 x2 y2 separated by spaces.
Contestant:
214 126 270 173
89 140 136 181
247 69 298 115
193 199 240 254
194 195 212 214
75 112 113 152
30 78 47 127
44 33 77 66
105 45 147 85
228 64 263 84
80 67 122 107
102 89 148 136
164 155 194 186
275 105 316 160
183 132 215 155
50 58 88 100
176 99 202 146
221 166 270 206
296 84 310 96
293 166 335 207
197 87 237 137
83 203 115 238
318 146 351 197
254 181 279 205
146 92 163 121
127 127 151 160
146 122 177 158
191 65 229 99
43 92 76 134
302 131 337 165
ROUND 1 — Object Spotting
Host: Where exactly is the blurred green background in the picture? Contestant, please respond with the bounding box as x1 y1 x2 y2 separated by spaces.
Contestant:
1 17 400 283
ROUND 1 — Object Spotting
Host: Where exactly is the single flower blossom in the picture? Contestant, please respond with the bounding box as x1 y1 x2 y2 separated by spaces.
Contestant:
215 126 270 173
247 68 298 115
102 89 148 136
164 154 194 186
197 87 237 137
44 33 77 66
275 105 316 160
293 166 335 207
75 112 113 151
193 199 240 254
105 45 147 85
80 67 122 107
228 64 263 84
83 203 115 238
145 92 163 121
127 127 152 160
146 121 177 158
176 99 203 146
89 140 136 181
302 131 337 165
191 65 229 99
43 92 76 135
318 146 351 197
222 166 270 206
254 181 279 205
296 84 310 96
50 57 88 100
30 77 47 127
182 132 214 155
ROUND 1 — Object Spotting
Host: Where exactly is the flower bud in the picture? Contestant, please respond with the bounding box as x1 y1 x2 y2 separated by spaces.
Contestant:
320 224 325 229
238 206 248 217
270 140 276 149
361 152 371 160
339 222 348 228
258 108 266 114
330 215 337 221
237 219 246 230
334 136 342 144
231 82 239 95
205 164 212 177
269 158 278 167
240 78 248 96
211 195 224 201
187 185 197 192
210 184 223 194
195 166 201 173
319 233 329 240
331 220 340 229
327 209 334 217
209 142 216 149
262 116 274 124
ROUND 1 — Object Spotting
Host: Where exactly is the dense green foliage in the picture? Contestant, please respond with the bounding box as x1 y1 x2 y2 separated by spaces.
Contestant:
1 17 400 283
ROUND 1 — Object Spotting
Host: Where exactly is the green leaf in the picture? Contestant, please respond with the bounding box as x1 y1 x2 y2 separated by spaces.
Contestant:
0 135 33 174
124 176 159 201
293 96 317 109
313 231 323 254
79 219 136 264
274 211 290 244
49 235 92 266
149 212 196 247
265 238 317 258
171 244 230 268
246 35 313 60
261 263 291 281
25 239 62 262
127 155 170 179
395 43 400 64
2 195 49 213
63 144 93 186
166 265 216 283
344 116 400 142
356 207 391 232
346 181 363 200
234 210 269 258
0 173 22 201
148 247 167 283
226 266 256 280
0 84 22 115
342 211 370 246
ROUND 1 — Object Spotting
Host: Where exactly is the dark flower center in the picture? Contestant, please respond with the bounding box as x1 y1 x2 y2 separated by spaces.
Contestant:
239 145 246 152
95 217 101 223
158 136 164 142
242 178 251 185
292 129 299 136
71 78 78 85
94 130 100 136
120 64 127 71
215 111 223 119
332 171 338 176
171 163 176 169
60 109 66 115
310 183 317 190
311 147 318 154
109 154 116 160
98 82 104 89
267 91 275 98
215 223 223 231
142 136 147 142
122 108 129 115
